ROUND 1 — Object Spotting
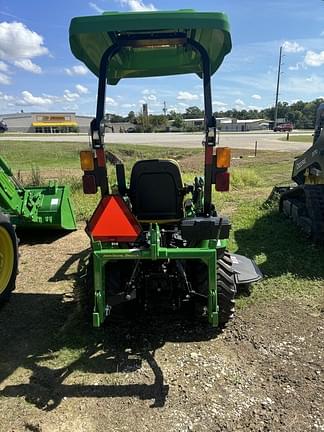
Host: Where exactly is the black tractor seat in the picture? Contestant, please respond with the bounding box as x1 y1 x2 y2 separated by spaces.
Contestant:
129 159 185 222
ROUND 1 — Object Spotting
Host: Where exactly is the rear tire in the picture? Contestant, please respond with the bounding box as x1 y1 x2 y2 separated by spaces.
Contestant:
0 214 18 304
217 252 236 325
192 251 236 326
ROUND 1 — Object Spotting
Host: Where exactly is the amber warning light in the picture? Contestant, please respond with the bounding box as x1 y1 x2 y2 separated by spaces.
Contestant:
215 147 231 192
80 150 94 171
87 195 141 242
216 147 231 168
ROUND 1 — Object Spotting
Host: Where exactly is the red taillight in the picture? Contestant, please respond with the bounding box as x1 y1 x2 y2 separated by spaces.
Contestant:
215 172 230 192
87 195 141 242
82 174 97 194
96 148 106 168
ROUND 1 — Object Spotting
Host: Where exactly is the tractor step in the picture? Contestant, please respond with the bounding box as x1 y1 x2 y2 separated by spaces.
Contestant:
229 253 263 286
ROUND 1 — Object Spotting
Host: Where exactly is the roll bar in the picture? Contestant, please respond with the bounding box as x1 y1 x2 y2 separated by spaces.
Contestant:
91 33 217 215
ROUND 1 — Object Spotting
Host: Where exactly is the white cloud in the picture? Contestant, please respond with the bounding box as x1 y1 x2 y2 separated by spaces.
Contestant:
0 22 48 83
0 22 48 60
176 91 199 101
142 88 156 95
106 97 117 106
288 63 301 71
121 103 136 108
283 74 324 97
119 0 157 11
0 91 14 102
14 59 42 74
89 2 104 13
75 84 89 94
0 72 11 85
234 99 245 106
282 41 304 53
18 91 52 106
63 89 80 102
0 61 9 72
65 65 88 76
212 100 227 107
63 104 79 111
304 50 324 67
251 94 261 100
147 94 156 101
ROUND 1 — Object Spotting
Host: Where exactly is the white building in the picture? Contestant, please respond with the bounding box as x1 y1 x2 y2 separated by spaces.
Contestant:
217 118 270 132
181 117 270 131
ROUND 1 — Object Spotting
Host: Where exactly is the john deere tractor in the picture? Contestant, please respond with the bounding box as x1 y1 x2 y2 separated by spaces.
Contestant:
0 151 76 304
69 9 262 328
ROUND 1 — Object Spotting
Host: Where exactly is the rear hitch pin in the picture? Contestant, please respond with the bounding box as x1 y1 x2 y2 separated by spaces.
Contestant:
105 304 112 316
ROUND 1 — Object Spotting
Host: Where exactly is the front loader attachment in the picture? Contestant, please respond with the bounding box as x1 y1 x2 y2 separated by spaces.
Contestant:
9 184 76 231
0 156 76 231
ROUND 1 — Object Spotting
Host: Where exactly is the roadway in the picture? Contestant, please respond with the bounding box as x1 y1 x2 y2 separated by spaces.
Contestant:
0 131 312 152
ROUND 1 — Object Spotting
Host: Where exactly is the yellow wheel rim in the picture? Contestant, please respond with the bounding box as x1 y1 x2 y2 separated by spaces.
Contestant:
0 226 14 295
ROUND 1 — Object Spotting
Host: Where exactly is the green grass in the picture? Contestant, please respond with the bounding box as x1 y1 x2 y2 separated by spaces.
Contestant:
0 140 201 170
0 140 88 169
229 198 324 309
279 134 313 143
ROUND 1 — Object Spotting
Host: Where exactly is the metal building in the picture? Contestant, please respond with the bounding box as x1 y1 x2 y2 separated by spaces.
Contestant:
0 112 93 133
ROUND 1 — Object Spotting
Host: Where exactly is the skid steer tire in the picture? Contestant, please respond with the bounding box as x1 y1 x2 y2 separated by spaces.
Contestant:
192 251 236 327
0 214 18 304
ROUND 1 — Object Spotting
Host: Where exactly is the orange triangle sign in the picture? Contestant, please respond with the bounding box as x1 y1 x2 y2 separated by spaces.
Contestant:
87 195 141 242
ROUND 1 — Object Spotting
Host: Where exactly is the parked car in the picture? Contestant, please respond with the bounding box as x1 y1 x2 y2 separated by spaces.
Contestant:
273 123 293 132
0 120 8 133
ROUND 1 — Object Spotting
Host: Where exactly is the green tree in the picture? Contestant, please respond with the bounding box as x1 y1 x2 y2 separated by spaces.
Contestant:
127 110 136 123
173 114 184 129
149 114 167 129
184 106 204 119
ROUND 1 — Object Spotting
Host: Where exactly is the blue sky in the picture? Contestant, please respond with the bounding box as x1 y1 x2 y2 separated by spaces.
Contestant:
1 0 324 116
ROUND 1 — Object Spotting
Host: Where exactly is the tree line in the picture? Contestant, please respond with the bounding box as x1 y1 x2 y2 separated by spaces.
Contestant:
213 98 324 129
106 98 324 130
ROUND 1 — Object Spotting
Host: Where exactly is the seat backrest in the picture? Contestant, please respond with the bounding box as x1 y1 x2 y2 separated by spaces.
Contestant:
129 159 184 222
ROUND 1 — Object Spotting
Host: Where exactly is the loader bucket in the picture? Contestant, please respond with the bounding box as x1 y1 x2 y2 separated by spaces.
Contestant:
10 183 77 231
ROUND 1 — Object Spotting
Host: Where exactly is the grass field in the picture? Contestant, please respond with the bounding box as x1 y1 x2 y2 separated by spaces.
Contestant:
280 134 313 143
1 139 323 311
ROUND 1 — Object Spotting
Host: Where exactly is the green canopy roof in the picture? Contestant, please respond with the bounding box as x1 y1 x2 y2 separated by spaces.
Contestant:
69 10 232 85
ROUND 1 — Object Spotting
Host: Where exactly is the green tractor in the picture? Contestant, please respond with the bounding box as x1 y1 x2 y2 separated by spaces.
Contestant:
0 152 76 304
69 9 262 328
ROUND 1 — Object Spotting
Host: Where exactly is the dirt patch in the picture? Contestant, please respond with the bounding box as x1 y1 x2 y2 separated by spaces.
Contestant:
16 168 82 185
180 149 295 174
0 229 323 432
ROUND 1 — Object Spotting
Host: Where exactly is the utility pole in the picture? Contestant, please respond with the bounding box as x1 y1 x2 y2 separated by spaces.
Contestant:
163 101 167 117
274 45 283 129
